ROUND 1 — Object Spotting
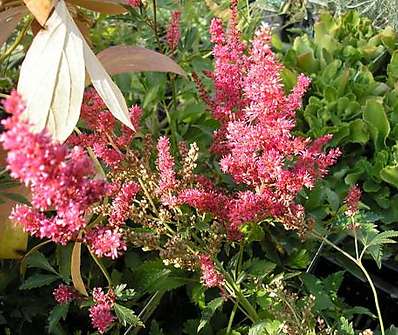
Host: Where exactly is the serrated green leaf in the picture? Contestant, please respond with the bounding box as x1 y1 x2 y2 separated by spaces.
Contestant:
114 304 143 327
56 244 72 281
246 259 276 277
48 303 69 333
198 297 223 332
249 320 281 335
27 251 59 275
367 230 398 247
20 274 59 290
336 316 355 335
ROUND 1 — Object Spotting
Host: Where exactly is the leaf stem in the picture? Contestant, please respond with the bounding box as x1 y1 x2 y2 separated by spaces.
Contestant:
88 248 112 287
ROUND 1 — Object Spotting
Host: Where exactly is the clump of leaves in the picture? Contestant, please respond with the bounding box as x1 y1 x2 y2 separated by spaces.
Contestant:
275 11 398 227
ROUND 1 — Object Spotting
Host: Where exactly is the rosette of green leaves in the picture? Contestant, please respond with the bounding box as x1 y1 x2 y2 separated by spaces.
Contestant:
274 11 398 226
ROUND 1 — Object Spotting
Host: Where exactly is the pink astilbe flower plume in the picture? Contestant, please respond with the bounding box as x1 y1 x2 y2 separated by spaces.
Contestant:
166 11 181 50
345 185 361 217
89 288 116 334
1 91 109 244
77 90 143 166
110 181 140 227
128 0 141 7
53 284 77 304
85 226 127 259
156 136 178 195
181 5 340 238
199 254 224 288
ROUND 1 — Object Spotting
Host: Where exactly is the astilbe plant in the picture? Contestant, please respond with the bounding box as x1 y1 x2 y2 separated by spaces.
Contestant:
0 2 341 333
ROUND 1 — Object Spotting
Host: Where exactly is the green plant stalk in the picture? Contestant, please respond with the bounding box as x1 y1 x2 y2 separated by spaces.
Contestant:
358 260 385 335
226 302 238 335
0 16 33 65
151 0 162 50
312 231 385 335
214 259 259 323
88 248 112 287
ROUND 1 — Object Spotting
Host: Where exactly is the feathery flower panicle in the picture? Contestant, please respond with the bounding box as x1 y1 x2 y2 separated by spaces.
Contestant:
156 136 178 195
53 284 76 304
345 185 361 217
89 304 115 334
166 11 181 51
89 288 116 334
110 181 140 226
182 8 340 237
92 142 123 168
85 226 127 259
1 92 108 244
199 254 224 288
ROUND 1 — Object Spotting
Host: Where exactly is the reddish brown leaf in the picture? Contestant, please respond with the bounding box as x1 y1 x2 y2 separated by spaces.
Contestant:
69 0 127 14
96 45 187 78
0 6 28 47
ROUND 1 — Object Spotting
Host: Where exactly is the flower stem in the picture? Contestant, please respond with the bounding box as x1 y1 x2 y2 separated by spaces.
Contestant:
215 260 259 323
312 231 385 335
88 249 112 287
357 261 385 335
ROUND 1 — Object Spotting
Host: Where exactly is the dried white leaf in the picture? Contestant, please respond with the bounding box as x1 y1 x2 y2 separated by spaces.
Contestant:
17 6 67 132
18 0 134 141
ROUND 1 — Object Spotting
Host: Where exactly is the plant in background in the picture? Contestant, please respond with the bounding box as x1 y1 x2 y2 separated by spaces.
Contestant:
274 10 398 230
330 0 398 30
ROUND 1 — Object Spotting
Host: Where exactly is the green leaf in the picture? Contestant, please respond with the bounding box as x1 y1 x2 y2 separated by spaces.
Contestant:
349 119 369 144
114 304 143 327
363 98 390 151
367 230 398 247
380 165 398 189
336 316 355 335
302 274 334 311
48 303 69 333
198 297 223 332
56 244 73 281
246 259 276 277
20 274 59 290
388 51 398 83
27 251 59 275
249 320 281 335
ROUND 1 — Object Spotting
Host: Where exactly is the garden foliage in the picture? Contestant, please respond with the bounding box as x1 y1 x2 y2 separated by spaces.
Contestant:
1 1 398 335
